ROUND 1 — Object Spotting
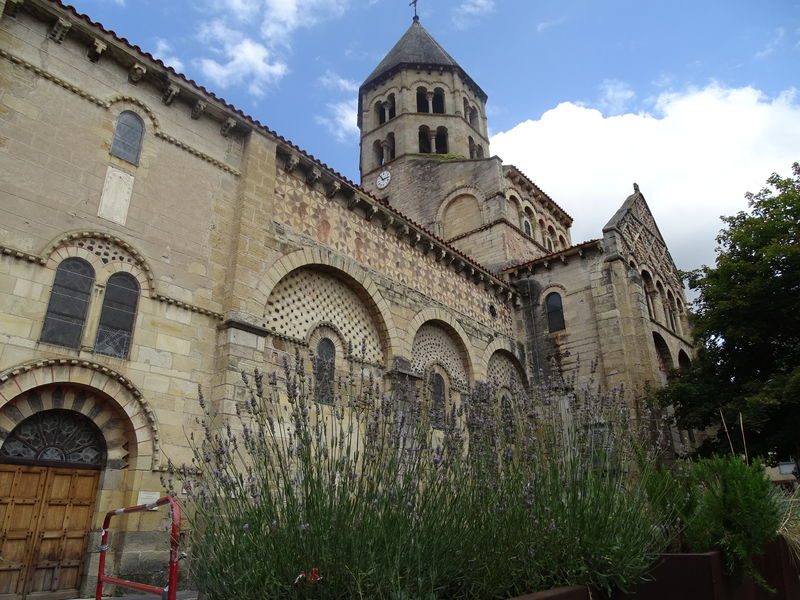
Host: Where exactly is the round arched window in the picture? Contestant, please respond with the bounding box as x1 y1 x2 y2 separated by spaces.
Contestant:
0 409 107 468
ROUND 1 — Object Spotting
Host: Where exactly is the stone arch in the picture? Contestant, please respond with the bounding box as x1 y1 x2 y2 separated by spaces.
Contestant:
652 332 674 382
678 349 691 371
105 95 160 131
436 185 487 236
506 194 523 228
486 346 527 386
411 322 471 391
0 360 159 470
441 194 482 240
266 267 386 365
256 248 401 360
480 337 526 384
407 307 477 384
42 231 155 296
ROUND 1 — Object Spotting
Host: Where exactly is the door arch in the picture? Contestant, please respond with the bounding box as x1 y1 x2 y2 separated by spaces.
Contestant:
0 401 113 599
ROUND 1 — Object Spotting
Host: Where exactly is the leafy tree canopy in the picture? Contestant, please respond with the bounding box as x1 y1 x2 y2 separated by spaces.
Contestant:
660 163 800 464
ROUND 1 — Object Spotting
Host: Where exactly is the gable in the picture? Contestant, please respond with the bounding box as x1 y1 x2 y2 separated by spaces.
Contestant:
603 185 682 290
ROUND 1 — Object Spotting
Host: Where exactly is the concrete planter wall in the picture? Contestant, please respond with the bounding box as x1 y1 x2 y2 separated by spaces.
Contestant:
509 585 592 600
619 537 800 600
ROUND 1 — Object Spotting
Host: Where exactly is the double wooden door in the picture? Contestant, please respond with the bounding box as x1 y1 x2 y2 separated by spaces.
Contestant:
0 464 99 600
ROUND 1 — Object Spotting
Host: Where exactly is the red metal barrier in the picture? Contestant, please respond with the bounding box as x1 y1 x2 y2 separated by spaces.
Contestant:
95 495 181 600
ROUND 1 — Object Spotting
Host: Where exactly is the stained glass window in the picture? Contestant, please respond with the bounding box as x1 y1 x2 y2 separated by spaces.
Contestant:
110 111 144 165
40 258 94 349
94 272 139 358
315 337 336 405
0 409 107 468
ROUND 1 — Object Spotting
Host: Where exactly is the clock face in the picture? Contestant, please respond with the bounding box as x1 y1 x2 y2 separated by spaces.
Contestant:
376 170 391 190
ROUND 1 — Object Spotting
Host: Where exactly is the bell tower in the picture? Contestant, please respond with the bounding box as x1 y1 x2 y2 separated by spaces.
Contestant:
358 16 490 198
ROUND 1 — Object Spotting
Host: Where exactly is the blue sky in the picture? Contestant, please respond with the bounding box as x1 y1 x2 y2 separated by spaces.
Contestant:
71 0 799 272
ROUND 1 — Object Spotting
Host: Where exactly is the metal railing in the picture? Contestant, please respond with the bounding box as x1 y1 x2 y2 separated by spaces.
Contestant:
95 495 181 600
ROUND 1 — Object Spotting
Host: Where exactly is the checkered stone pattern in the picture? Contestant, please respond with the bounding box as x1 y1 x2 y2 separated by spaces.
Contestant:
265 267 385 364
274 171 513 336
411 323 469 390
487 351 527 396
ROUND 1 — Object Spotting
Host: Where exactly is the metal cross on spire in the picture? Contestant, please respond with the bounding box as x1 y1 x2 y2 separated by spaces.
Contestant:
410 0 419 20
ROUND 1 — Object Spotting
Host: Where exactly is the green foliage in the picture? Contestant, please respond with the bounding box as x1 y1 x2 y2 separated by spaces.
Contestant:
167 354 670 599
651 456 781 582
659 163 800 464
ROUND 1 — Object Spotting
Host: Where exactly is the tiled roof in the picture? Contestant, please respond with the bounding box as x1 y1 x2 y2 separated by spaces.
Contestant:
501 239 603 276
503 165 573 224
360 17 487 101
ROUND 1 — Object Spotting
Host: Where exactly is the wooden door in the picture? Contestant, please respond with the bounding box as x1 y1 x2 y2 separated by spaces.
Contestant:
0 464 99 600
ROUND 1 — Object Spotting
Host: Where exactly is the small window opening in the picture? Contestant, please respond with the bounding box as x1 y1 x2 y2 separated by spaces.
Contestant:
373 140 384 168
545 292 566 332
419 126 431 153
430 372 445 430
435 127 448 154
315 337 336 405
432 88 445 114
416 87 429 113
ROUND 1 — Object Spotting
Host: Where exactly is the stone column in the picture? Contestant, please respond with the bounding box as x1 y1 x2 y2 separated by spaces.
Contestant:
426 91 434 113
429 130 437 154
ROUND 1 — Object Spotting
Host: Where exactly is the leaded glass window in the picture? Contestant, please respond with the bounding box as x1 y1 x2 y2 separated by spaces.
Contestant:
315 337 335 405
110 111 144 165
545 292 566 332
40 258 94 349
0 409 107 468
94 272 139 358
430 372 445 430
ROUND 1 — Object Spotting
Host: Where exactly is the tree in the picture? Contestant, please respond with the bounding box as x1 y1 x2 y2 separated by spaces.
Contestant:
660 163 800 467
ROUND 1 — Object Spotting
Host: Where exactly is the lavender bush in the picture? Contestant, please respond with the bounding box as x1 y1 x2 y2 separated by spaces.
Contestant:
165 351 671 599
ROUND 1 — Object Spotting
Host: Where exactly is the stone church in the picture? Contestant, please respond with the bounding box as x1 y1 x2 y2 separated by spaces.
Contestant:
0 1 693 597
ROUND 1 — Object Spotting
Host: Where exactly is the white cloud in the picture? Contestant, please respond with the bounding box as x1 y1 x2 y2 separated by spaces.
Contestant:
194 0 351 96
597 79 636 115
197 31 288 95
220 0 261 20
260 0 349 47
490 84 800 273
452 0 495 29
316 99 359 143
319 69 359 93
154 39 185 72
755 27 785 58
536 18 564 33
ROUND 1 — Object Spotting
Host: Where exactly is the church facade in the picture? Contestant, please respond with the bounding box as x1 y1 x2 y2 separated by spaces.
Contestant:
0 1 693 598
